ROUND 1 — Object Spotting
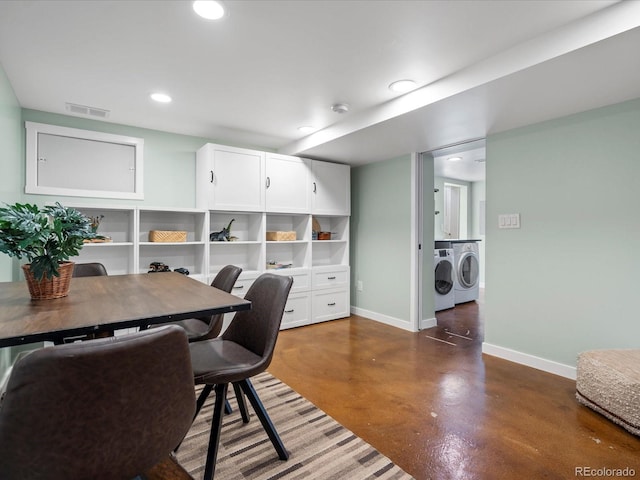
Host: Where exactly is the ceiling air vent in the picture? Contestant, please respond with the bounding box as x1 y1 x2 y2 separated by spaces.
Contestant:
65 102 110 118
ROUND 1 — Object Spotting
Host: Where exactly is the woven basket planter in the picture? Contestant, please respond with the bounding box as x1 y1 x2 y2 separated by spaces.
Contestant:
22 262 75 300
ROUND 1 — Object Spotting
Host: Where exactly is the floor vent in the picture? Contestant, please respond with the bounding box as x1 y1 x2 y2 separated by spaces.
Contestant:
65 102 110 118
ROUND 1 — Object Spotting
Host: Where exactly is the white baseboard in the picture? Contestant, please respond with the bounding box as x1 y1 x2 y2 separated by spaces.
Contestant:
350 306 415 332
420 317 437 330
482 342 576 380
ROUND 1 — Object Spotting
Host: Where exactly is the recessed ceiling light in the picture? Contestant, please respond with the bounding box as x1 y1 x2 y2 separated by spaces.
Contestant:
193 0 225 20
150 93 172 103
447 156 462 162
298 126 316 134
388 79 417 93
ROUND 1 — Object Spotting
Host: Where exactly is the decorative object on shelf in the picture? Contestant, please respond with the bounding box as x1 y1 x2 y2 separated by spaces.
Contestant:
0 202 95 299
79 214 112 243
83 213 113 243
266 231 296 241
266 261 293 270
84 237 113 243
149 230 187 242
148 261 171 273
174 267 189 275
89 214 104 233
312 216 321 240
210 218 235 241
317 232 332 240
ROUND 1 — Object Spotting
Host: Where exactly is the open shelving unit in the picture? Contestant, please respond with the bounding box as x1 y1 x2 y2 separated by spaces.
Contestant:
69 205 136 276
138 207 207 282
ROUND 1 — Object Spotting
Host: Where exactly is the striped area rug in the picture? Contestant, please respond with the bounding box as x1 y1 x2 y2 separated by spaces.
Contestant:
176 372 414 480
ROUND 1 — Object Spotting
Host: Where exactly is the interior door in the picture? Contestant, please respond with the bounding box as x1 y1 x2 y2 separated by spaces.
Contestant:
444 184 460 239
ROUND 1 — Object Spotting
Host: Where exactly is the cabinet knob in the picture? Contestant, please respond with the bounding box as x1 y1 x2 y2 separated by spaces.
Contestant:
209 170 214 183
266 176 271 188
233 285 244 290
284 309 294 313
327 302 336 306
327 276 336 280
313 181 317 193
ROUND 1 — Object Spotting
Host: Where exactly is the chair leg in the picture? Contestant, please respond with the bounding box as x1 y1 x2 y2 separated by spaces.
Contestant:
197 384 233 415
237 378 289 460
232 382 250 423
195 384 214 420
203 383 229 480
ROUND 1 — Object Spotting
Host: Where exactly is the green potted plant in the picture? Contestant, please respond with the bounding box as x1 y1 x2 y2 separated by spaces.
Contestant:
0 202 95 299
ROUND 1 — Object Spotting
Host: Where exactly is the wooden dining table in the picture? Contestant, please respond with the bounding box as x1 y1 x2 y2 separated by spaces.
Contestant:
0 272 251 348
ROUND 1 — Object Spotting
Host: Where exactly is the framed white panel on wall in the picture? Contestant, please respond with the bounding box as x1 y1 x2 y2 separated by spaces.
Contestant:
25 122 144 200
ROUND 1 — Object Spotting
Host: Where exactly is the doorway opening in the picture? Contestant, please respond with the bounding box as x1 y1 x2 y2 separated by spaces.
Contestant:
419 138 486 334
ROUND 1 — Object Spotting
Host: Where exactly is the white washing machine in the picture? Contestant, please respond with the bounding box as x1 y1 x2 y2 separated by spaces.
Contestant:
452 241 480 304
434 249 455 311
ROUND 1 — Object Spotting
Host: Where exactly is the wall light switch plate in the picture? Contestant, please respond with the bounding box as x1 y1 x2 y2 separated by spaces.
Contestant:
499 213 521 229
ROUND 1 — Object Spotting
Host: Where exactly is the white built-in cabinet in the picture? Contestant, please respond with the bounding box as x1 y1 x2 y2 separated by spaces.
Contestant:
69 143 350 330
265 153 311 214
196 142 350 327
195 144 265 212
311 160 350 215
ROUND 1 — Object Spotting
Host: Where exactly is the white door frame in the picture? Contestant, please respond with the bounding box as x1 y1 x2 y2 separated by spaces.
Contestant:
410 152 422 332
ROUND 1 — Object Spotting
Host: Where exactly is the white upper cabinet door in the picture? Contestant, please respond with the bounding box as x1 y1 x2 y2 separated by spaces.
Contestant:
196 144 265 211
311 161 350 215
265 154 311 213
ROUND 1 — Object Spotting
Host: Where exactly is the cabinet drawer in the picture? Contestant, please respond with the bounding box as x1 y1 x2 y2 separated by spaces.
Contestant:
312 288 349 323
271 269 310 293
312 267 348 289
281 292 311 329
229 276 256 297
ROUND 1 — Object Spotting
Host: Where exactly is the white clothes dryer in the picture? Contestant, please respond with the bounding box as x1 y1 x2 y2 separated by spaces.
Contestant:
434 248 455 311
452 241 480 304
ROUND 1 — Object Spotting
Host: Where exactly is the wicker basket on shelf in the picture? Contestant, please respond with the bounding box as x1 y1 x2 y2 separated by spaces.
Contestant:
149 230 187 242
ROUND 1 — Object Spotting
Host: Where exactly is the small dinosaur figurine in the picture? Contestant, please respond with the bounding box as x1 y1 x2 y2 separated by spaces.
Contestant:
210 218 235 241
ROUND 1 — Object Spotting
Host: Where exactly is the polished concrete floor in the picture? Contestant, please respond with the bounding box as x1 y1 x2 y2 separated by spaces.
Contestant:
268 295 640 479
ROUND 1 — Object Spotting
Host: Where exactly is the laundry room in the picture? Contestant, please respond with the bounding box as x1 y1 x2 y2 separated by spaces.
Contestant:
430 139 485 311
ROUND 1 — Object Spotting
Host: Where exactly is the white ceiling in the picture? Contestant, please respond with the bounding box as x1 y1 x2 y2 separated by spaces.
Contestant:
1 0 639 173
432 140 486 183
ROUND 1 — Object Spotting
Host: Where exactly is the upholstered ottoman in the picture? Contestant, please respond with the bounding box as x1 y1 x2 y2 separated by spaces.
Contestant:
576 349 640 436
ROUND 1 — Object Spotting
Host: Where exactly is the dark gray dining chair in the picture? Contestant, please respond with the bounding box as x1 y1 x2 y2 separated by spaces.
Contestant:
62 262 111 343
168 265 242 342
0 325 196 480
188 273 293 480
72 262 108 277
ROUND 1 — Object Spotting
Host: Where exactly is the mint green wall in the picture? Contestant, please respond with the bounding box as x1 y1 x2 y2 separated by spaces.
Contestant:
0 63 22 282
21 109 213 208
486 98 640 366
351 155 413 325
0 65 32 376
